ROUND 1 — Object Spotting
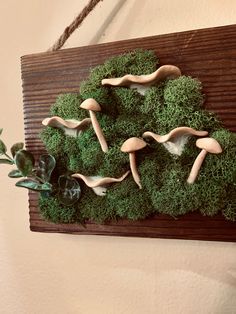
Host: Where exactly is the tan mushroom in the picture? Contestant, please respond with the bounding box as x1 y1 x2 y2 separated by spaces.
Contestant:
42 116 91 137
121 137 147 189
143 127 208 156
72 171 130 196
187 137 222 184
80 98 108 152
101 65 181 95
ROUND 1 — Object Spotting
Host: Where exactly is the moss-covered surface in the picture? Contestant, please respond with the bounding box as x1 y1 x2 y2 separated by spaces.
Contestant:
39 49 236 224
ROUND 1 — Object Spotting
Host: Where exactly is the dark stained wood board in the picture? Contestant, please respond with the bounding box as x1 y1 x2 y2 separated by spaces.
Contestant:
21 24 236 241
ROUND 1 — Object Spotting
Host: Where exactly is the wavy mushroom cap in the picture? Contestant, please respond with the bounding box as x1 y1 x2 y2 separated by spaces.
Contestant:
80 98 101 112
121 137 147 153
101 65 181 87
143 127 208 143
42 116 91 129
196 137 222 154
72 171 130 187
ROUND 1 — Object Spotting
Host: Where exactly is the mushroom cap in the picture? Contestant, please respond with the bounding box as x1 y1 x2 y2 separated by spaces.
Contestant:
72 171 130 188
196 137 222 154
80 98 101 112
121 137 147 153
42 116 91 129
143 127 208 143
101 65 181 87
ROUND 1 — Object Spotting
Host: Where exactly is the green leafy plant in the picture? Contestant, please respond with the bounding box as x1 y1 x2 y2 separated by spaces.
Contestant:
0 130 81 205
57 175 81 206
12 150 54 192
0 128 15 165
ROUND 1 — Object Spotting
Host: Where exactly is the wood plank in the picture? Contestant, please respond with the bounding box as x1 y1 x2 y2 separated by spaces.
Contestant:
21 24 236 241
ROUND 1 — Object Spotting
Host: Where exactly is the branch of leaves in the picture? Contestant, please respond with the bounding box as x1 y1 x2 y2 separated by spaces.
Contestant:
0 129 81 205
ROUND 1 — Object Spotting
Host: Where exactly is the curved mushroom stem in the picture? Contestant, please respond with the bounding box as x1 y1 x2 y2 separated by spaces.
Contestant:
129 152 142 189
89 110 108 153
187 149 207 184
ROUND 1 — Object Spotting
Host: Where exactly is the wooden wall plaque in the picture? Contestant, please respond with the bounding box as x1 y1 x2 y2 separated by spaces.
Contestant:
21 24 236 241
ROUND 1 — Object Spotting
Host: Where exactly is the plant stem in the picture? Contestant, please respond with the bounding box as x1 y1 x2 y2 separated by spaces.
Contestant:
4 153 14 162
31 174 45 184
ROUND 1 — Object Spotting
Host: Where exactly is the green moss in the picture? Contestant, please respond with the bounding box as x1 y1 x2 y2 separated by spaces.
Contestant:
77 127 96 148
62 136 83 173
212 128 236 150
196 179 227 216
164 76 204 110
39 49 236 223
107 177 154 220
115 115 146 138
39 195 78 223
67 155 81 173
80 83 113 114
223 204 236 222
140 85 164 115
222 186 236 221
200 129 236 184
80 140 103 174
99 141 129 177
112 87 144 114
189 110 220 131
151 167 199 216
96 114 117 144
148 76 221 134
40 127 65 157
99 49 158 77
153 106 219 136
79 187 116 223
50 93 88 120
139 155 162 194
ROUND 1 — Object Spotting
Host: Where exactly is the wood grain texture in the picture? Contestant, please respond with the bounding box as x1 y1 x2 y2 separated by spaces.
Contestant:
21 24 236 241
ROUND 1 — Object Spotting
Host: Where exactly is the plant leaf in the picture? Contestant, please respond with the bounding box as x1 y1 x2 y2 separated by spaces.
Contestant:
0 128 3 135
8 169 23 178
15 150 34 176
11 142 24 158
58 175 81 205
37 154 56 182
0 158 13 165
15 179 51 191
40 190 52 199
41 182 52 190
0 139 7 155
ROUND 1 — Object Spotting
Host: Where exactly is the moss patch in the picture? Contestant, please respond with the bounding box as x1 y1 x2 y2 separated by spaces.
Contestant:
39 49 236 224
39 195 78 223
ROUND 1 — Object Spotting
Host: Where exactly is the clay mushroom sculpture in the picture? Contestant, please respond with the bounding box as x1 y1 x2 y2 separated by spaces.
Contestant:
143 127 208 156
101 65 181 95
121 137 147 189
42 116 91 137
187 137 222 184
72 171 130 196
80 98 108 152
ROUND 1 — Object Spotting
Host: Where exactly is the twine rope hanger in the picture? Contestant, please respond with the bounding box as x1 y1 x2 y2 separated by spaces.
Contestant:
48 0 103 51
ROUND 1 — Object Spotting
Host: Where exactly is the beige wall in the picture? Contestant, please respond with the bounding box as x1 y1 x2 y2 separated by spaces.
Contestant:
0 1 236 313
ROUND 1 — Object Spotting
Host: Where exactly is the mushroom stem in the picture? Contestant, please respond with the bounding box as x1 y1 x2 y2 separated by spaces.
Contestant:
129 152 142 189
187 149 207 184
89 110 108 153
